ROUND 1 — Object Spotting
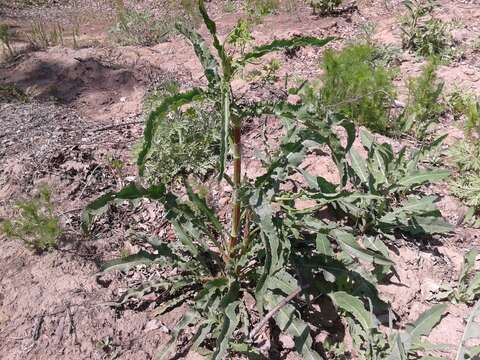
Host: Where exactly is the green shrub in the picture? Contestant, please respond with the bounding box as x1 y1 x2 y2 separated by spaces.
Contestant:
449 140 480 225
316 43 396 133
1 185 61 252
400 0 452 58
449 89 480 137
111 9 172 46
141 82 221 185
310 0 342 15
399 59 444 139
83 3 451 358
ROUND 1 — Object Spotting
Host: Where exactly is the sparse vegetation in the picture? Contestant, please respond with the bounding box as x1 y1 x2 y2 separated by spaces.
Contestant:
0 24 15 59
400 0 452 58
111 9 172 46
399 58 444 139
26 21 65 49
310 0 343 15
1 185 61 252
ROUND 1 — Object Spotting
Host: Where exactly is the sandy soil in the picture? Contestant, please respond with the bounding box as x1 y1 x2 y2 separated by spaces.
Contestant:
1 0 480 359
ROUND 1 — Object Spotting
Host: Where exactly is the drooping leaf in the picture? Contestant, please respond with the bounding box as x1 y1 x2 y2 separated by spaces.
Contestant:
82 183 167 232
265 291 323 360
331 229 394 266
237 36 335 67
405 304 448 340
138 89 205 175
329 291 375 331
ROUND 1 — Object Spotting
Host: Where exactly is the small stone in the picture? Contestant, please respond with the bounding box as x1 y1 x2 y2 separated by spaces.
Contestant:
279 334 295 349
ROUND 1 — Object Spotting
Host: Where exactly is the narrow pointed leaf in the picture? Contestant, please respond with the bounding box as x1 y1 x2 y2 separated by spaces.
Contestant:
238 36 335 66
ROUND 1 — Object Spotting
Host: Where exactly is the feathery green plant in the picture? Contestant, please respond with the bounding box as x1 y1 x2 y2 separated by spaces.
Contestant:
399 58 444 139
1 185 61 252
316 43 396 134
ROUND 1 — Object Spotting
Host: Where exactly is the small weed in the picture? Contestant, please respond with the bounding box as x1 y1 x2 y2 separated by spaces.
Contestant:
27 21 65 49
400 0 452 58
245 0 280 22
399 58 444 139
226 18 253 55
315 43 396 133
111 9 172 46
0 24 15 59
449 140 480 226
0 84 29 102
1 185 61 252
310 0 342 15
448 88 479 137
435 250 480 304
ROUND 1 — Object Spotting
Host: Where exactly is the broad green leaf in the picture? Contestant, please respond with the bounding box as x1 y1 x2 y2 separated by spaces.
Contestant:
349 147 369 184
331 229 394 266
237 36 335 66
316 233 333 256
82 183 167 232
455 299 480 360
329 291 374 331
406 304 448 340
211 301 240 360
265 292 322 360
397 169 450 188
138 89 204 175
101 250 158 272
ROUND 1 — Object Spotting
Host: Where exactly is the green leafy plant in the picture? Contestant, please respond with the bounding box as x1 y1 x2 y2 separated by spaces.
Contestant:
436 250 480 304
449 89 480 137
141 83 221 186
309 0 343 15
311 43 396 133
1 185 61 252
398 58 444 139
400 0 452 58
449 140 480 227
83 2 452 358
226 18 254 55
346 302 448 359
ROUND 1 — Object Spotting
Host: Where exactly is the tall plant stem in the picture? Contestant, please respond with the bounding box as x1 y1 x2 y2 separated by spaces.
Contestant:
228 117 241 255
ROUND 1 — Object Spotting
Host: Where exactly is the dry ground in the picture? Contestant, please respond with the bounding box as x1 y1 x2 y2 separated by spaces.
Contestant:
1 0 480 359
